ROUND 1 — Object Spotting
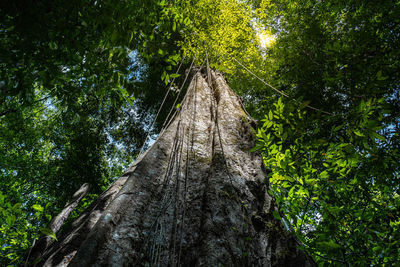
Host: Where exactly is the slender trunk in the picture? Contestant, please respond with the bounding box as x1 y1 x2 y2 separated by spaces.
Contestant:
27 183 90 265
30 69 315 266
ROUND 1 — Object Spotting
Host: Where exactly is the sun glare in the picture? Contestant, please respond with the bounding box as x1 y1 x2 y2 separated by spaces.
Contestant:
258 31 276 48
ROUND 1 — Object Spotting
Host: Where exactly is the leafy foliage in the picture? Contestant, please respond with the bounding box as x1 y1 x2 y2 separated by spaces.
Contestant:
255 98 399 265
0 0 172 264
248 0 400 265
0 0 399 265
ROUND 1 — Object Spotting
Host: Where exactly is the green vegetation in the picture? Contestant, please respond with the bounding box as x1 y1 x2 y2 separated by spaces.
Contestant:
250 1 400 265
1 0 399 265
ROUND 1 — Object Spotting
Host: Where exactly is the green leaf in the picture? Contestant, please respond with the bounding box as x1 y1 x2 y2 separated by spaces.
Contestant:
282 131 288 141
12 203 22 211
376 70 388 80
32 204 44 212
272 210 281 220
320 171 329 179
288 187 295 197
316 240 342 252
250 143 264 152
277 98 283 108
333 125 342 132
6 215 14 225
111 31 118 43
369 132 386 141
40 228 58 241
126 96 134 106
353 130 364 137
172 22 176 32
164 74 169 85
184 17 190 25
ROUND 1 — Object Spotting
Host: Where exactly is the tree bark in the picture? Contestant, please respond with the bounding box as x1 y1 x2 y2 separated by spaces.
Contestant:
31 69 315 266
27 183 90 265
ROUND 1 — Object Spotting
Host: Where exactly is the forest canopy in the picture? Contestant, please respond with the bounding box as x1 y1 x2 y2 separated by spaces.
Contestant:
1 0 399 265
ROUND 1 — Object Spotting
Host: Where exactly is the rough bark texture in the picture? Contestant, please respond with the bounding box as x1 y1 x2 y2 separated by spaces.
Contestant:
33 69 315 266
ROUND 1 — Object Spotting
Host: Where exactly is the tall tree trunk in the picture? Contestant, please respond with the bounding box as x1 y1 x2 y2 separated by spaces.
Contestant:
31 69 315 266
